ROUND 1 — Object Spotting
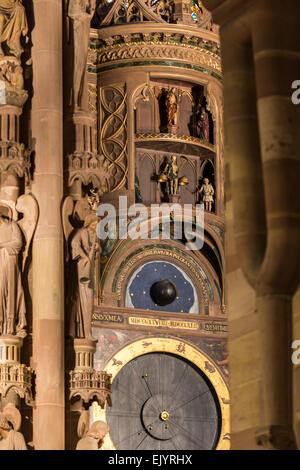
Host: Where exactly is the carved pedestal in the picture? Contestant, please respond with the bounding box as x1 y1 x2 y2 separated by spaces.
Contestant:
0 56 30 205
168 194 182 204
69 339 112 408
0 336 34 406
167 124 178 135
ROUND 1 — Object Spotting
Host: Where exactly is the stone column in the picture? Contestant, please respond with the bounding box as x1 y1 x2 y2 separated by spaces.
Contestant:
251 1 300 448
31 0 65 450
206 0 300 449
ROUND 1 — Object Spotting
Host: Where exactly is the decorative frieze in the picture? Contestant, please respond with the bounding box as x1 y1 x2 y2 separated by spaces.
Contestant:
88 32 221 74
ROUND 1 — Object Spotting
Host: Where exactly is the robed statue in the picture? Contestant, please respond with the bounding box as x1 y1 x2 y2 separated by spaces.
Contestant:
0 0 28 58
69 215 99 340
68 0 96 110
196 107 210 141
63 196 100 340
0 197 38 337
0 214 26 336
165 87 178 126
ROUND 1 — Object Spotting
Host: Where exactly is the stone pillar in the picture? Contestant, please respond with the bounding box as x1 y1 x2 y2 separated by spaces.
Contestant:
204 0 300 450
251 1 300 448
31 0 65 450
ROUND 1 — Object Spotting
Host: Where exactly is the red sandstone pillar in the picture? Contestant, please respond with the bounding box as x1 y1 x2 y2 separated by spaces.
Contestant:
31 0 65 449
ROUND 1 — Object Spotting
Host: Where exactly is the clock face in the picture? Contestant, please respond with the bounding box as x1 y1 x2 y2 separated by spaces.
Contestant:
106 352 221 450
125 261 199 313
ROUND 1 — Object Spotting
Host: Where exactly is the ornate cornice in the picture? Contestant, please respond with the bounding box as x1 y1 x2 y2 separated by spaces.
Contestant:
65 151 111 189
88 25 221 77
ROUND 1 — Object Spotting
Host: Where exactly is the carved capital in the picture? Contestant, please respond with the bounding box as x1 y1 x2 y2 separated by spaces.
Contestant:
0 143 30 180
0 336 34 407
69 338 112 408
0 57 28 108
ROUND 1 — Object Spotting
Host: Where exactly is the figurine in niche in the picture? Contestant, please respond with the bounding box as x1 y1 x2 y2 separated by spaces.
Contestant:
134 172 143 203
161 155 179 195
0 404 27 450
198 177 214 211
69 213 100 340
0 209 26 336
0 0 28 59
165 87 179 127
196 106 210 141
76 420 109 450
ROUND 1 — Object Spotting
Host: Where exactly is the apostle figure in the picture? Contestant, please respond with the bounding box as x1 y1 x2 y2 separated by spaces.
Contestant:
199 177 214 212
0 0 28 58
0 212 26 337
197 107 210 141
165 87 178 126
76 420 109 450
0 413 27 450
69 214 100 340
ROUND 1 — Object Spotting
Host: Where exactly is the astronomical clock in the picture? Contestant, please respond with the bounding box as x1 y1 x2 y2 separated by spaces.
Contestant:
67 0 228 451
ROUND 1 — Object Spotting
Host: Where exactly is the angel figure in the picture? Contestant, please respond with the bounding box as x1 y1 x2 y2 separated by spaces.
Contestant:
0 196 38 337
76 420 109 450
63 197 100 340
0 403 27 450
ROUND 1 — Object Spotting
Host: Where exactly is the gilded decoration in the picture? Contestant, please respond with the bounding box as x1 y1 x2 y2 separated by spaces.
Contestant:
91 337 230 450
135 132 215 151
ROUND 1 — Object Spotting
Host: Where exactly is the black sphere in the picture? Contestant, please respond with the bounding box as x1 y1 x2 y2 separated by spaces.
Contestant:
150 280 177 306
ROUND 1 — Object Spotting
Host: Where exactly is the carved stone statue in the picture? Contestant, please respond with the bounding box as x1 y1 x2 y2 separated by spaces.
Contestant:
69 214 100 340
0 196 38 337
165 87 178 126
162 155 179 195
0 0 28 59
68 0 96 110
76 420 109 450
0 213 26 336
199 177 214 211
196 106 210 141
0 404 27 450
